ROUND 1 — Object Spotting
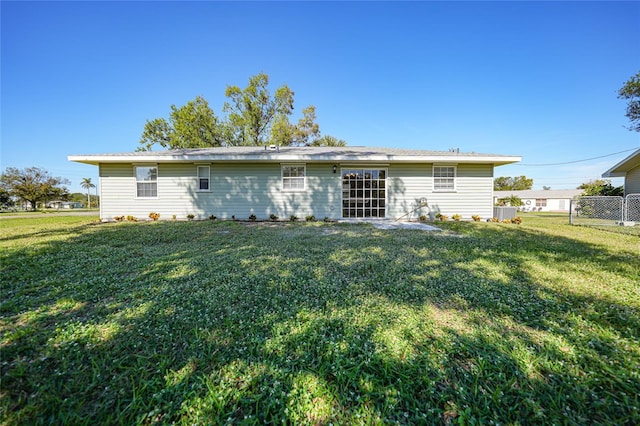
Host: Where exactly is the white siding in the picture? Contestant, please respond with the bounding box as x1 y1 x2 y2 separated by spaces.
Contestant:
99 162 495 221
625 164 640 196
386 163 494 220
99 162 341 221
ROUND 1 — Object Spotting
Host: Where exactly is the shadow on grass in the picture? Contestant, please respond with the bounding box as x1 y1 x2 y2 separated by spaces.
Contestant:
1 219 639 424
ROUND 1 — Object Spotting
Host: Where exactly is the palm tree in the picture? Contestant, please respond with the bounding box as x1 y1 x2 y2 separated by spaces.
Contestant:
80 178 95 208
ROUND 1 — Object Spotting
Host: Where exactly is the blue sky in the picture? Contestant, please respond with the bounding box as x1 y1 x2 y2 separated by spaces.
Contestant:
2 1 639 194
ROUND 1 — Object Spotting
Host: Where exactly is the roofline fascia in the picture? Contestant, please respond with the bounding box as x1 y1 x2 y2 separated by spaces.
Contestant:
601 148 640 178
68 154 522 166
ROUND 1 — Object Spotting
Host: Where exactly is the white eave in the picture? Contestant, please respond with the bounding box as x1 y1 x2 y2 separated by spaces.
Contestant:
68 146 521 167
601 148 640 178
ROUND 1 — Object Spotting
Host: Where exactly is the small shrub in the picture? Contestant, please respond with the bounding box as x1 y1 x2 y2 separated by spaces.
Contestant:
305 215 316 222
231 215 236 221
436 214 449 221
472 215 481 222
126 215 137 222
148 212 160 221
209 215 217 221
490 217 500 223
186 214 195 221
172 214 177 221
452 214 462 221
114 215 125 222
502 219 511 224
419 214 428 222
290 215 298 222
323 216 332 222
269 213 278 222
511 216 522 225
249 214 257 222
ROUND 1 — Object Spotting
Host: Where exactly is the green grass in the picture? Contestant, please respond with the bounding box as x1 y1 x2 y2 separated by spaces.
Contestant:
1 214 639 424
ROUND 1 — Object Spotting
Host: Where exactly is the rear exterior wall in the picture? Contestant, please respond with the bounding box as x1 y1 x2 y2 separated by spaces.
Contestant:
98 162 495 221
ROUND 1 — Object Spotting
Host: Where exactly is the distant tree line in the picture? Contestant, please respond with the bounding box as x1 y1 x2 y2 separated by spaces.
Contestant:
0 167 98 211
577 179 623 197
138 72 347 151
493 176 534 191
493 175 623 207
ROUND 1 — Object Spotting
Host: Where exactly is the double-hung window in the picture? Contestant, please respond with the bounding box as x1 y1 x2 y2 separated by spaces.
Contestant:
433 166 456 191
135 165 157 197
197 166 210 191
282 164 306 191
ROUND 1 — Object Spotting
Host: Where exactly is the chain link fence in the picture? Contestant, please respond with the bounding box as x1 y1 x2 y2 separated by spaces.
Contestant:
626 194 640 222
570 196 624 226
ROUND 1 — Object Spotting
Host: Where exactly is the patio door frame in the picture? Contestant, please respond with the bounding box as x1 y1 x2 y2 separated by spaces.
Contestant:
341 167 388 218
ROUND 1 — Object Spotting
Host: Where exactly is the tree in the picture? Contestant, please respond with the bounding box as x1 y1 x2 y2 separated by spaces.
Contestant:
618 70 640 132
138 73 346 150
0 167 70 210
0 187 14 208
308 135 347 147
493 176 533 191
138 96 227 151
497 195 523 207
578 179 623 196
80 177 95 208
224 72 295 146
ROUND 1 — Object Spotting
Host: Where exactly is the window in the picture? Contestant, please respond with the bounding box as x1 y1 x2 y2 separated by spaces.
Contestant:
342 168 387 218
197 166 210 191
433 166 456 191
282 165 305 191
536 198 547 207
135 166 157 197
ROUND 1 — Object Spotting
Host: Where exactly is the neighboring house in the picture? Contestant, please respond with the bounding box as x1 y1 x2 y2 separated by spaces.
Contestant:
46 201 83 209
493 189 582 212
68 146 521 222
602 148 640 196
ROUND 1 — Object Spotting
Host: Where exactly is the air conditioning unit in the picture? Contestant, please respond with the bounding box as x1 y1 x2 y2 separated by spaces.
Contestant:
493 207 517 221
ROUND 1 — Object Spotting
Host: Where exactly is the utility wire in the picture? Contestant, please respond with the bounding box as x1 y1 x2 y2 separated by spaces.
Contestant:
515 146 639 166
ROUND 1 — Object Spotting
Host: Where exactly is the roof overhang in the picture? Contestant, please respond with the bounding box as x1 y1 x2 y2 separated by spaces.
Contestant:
602 149 640 178
68 147 521 167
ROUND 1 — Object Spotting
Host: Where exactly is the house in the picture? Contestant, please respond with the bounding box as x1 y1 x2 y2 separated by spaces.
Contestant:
46 201 83 209
601 148 640 196
68 146 521 222
493 189 582 212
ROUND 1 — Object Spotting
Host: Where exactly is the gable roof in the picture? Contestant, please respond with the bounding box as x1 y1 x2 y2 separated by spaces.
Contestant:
602 149 640 178
68 146 521 166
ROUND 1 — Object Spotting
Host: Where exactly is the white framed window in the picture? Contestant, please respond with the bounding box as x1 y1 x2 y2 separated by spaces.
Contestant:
282 164 306 191
197 166 210 191
536 198 547 207
433 165 456 192
135 165 157 198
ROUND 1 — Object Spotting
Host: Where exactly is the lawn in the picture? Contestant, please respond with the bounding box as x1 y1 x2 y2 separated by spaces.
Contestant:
1 214 639 425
